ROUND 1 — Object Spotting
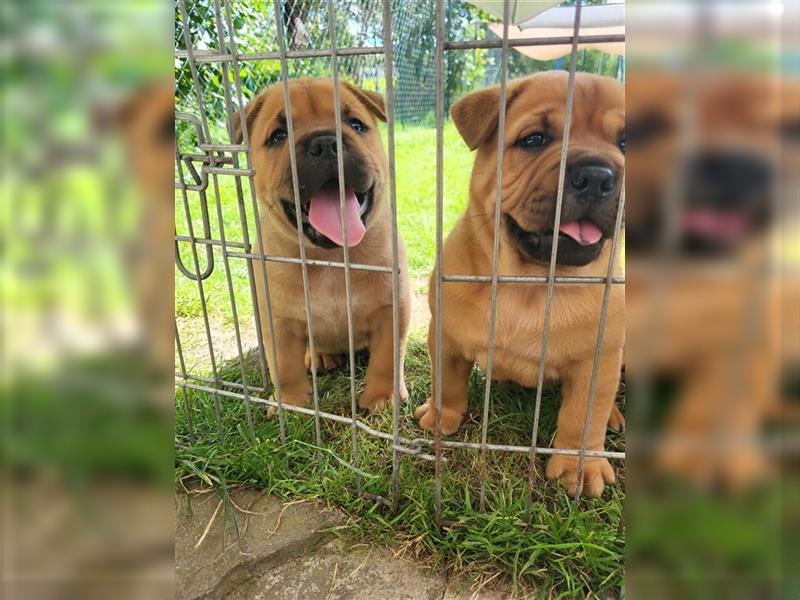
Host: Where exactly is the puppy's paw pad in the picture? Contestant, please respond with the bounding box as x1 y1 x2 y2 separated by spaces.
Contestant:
413 401 431 420
723 450 773 488
657 445 771 489
358 391 393 412
545 455 615 498
359 379 409 412
414 399 464 436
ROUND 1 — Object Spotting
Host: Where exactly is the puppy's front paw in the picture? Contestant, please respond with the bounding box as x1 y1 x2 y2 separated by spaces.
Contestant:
414 399 464 435
358 380 409 412
545 455 615 498
266 388 309 415
304 349 343 373
657 443 772 488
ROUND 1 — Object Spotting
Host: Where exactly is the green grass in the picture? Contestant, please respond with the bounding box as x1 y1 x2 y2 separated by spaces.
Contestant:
177 340 625 597
175 123 625 597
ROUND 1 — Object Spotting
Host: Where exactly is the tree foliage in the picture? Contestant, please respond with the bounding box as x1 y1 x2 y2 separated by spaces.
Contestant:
175 0 622 134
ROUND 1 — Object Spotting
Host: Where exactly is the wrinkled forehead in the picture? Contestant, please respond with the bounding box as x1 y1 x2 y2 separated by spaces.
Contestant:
700 76 779 132
507 74 625 134
628 74 778 141
259 80 366 127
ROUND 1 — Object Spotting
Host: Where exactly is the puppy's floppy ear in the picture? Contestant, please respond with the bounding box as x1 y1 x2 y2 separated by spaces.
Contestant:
343 82 386 122
450 86 502 151
232 91 267 144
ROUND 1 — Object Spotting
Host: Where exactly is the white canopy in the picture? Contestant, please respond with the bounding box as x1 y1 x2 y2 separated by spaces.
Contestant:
471 2 625 60
469 0 561 25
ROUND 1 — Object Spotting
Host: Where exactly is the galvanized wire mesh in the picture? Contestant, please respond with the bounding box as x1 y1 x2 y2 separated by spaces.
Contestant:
175 0 625 519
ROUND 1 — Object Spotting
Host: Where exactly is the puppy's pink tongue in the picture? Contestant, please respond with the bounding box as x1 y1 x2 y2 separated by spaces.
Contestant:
558 219 603 246
682 208 748 242
308 186 366 247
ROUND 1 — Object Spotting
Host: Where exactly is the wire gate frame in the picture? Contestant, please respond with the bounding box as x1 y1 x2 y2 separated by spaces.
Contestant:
175 0 625 517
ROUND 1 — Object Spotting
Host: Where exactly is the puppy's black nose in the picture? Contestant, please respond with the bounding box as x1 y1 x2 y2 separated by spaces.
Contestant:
308 135 338 159
688 151 771 207
568 163 616 201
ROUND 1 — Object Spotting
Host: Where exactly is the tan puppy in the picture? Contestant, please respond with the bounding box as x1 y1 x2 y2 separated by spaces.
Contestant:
415 72 625 497
237 78 410 411
625 73 783 487
109 80 175 396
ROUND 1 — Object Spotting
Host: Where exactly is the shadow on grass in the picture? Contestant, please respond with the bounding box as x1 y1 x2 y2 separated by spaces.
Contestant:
175 335 625 598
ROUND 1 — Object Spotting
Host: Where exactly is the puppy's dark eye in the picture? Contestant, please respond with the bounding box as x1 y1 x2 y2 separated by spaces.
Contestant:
518 132 550 149
158 115 175 145
618 133 625 154
626 112 670 146
348 117 367 133
267 129 287 146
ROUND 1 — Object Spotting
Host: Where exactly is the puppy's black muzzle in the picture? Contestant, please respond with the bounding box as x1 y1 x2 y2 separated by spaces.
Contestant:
280 131 376 248
294 131 373 199
686 150 771 211
568 162 617 204
307 134 338 159
628 150 772 256
505 158 622 267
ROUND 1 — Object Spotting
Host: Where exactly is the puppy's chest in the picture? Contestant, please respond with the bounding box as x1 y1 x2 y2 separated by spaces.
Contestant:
272 265 390 338
313 287 371 335
449 288 596 385
472 312 559 386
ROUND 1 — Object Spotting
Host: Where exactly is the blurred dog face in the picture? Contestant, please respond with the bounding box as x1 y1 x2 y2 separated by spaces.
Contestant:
451 71 625 266
114 80 175 195
625 73 779 256
235 78 387 249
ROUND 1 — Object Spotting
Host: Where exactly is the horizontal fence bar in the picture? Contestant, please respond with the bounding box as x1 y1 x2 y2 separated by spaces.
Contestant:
181 152 233 163
178 379 626 460
175 241 623 282
445 33 625 51
225 251 394 272
178 371 270 395
443 274 624 284
198 142 248 152
175 46 385 62
176 35 626 64
175 235 247 249
175 238 392 272
205 166 254 176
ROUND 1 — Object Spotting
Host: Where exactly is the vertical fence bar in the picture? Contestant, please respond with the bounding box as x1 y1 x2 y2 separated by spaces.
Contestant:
527 0 583 506
325 0 362 495
177 0 212 144
271 0 324 458
574 177 625 499
214 0 267 384
221 0 288 452
187 0 260 441
383 0 404 511
207 146 257 439
212 0 269 396
433 0 446 528
175 321 194 440
477 0 510 512
175 154 223 440
177 2 225 441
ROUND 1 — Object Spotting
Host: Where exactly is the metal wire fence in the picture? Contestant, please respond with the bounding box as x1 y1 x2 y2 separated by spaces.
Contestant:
175 0 625 522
